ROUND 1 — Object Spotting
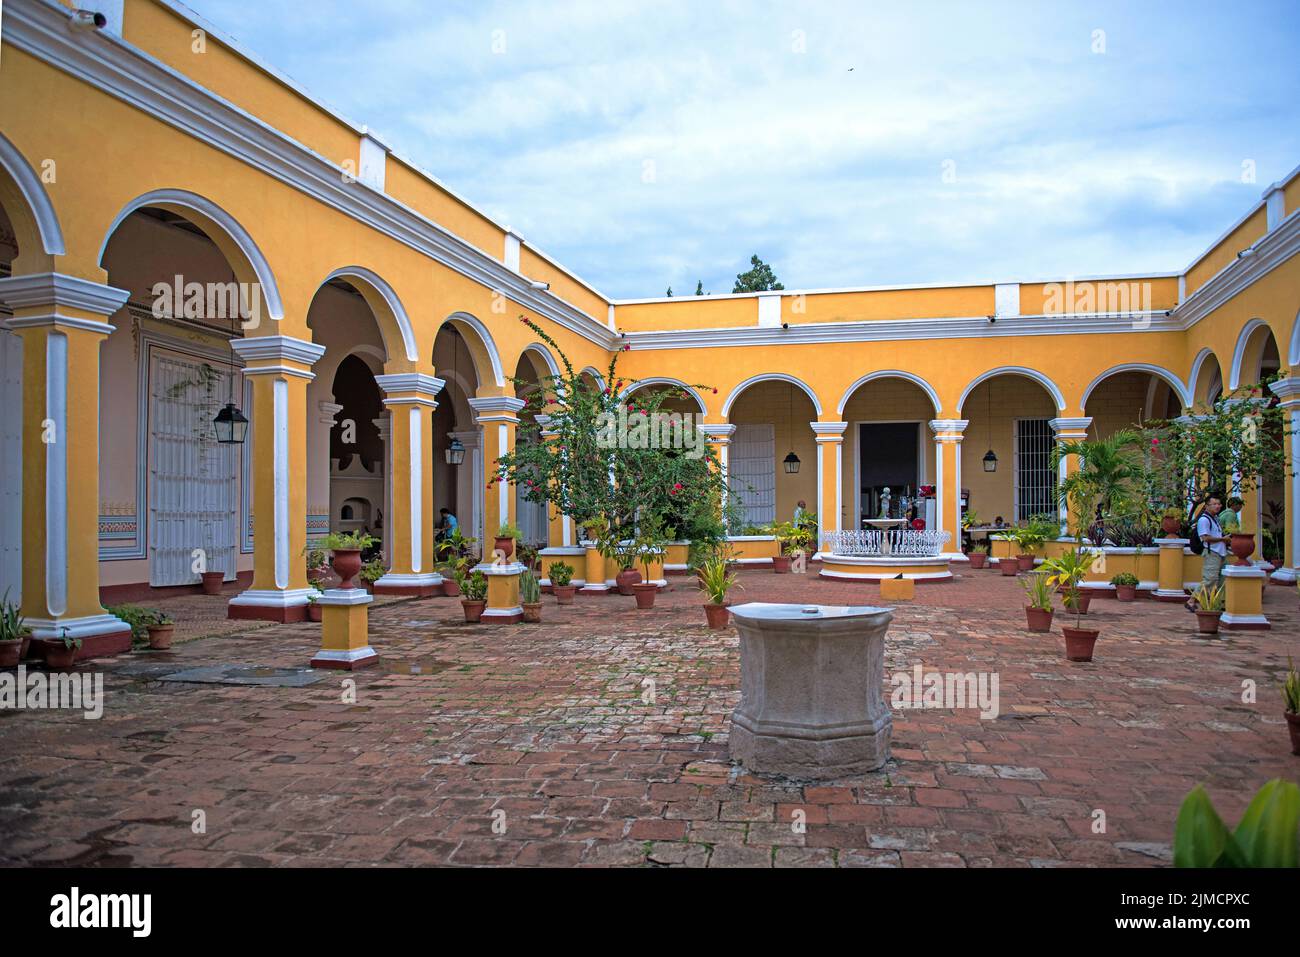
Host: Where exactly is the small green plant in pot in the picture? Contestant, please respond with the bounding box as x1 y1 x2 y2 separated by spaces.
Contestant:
699 555 740 629
966 540 989 570
1283 657 1300 756
146 610 176 650
0 589 30 667
549 561 577 604
455 571 489 623
520 570 542 623
45 627 82 670
772 521 814 573
1173 778 1299 867
106 603 153 649
1021 572 1054 632
318 531 377 589
1192 583 1224 636
1041 549 1098 661
494 522 522 560
1110 571 1140 602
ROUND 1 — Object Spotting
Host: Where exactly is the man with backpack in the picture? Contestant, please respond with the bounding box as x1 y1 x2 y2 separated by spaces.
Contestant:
1186 494 1229 612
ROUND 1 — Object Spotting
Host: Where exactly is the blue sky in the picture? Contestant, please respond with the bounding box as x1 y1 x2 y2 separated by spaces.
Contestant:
183 0 1300 299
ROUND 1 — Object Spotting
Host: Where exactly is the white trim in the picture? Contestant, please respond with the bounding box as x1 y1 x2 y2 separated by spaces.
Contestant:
1188 347 1219 404
230 334 325 367
410 406 422 572
311 647 378 665
722 373 823 417
994 283 1020 317
0 131 66 255
957 366 1066 413
1080 363 1191 409
228 586 316 608
373 571 443 588
837 370 941 416
622 377 708 412
1177 208 1300 331
323 266 418 363
315 587 374 607
375 372 444 403
1228 318 1273 390
23 613 130 641
1220 612 1270 627
0 272 130 316
45 330 67 618
522 343 561 381
481 606 525 619
757 292 782 327
446 312 506 387
272 378 289 590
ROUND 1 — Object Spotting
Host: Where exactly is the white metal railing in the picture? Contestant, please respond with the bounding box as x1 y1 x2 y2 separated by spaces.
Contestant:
826 529 951 558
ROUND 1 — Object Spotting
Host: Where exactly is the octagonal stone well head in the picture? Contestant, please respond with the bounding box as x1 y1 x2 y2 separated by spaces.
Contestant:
728 602 894 779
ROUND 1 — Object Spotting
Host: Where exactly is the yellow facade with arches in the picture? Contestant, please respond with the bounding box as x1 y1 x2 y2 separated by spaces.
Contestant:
1 0 1298 645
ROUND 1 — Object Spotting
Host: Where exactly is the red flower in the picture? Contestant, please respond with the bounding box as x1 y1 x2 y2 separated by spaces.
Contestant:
623 344 631 351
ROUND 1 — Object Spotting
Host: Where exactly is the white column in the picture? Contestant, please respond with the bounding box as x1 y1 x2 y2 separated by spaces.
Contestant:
372 412 392 567
929 419 968 560
811 421 847 555
1268 378 1300 583
1049 417 1091 537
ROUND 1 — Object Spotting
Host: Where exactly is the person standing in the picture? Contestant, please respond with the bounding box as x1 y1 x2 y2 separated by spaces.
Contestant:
794 500 807 523
1187 494 1229 612
1219 496 1243 533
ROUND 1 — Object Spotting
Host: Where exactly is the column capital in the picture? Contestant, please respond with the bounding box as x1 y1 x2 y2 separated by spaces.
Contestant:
1268 377 1300 405
231 335 325 378
0 271 129 322
701 423 736 443
375 372 444 408
929 419 969 440
372 413 392 439
1048 416 1092 434
469 395 526 423
318 400 344 425
811 421 849 441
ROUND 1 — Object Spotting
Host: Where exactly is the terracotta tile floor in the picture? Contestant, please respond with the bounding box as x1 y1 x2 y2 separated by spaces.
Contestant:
2 568 1296 867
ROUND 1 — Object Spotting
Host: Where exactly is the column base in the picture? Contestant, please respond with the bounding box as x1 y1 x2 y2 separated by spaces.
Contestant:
1153 589 1188 602
228 587 316 623
579 584 611 594
310 647 379 670
25 615 132 661
480 606 523 624
1221 613 1271 630
372 572 444 597
1269 566 1297 584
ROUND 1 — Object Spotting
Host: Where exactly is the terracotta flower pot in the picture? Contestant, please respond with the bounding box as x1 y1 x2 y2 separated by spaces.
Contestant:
1062 626 1099 662
704 603 730 629
442 578 461 597
1025 606 1053 632
0 640 20 668
1287 711 1300 756
1161 515 1181 536
330 549 364 589
967 553 987 569
1229 533 1256 566
1017 554 1036 572
553 584 577 605
522 602 542 623
461 599 486 623
200 571 225 595
1072 594 1092 614
494 536 515 559
19 634 31 661
146 624 175 650
1115 584 1137 602
1195 610 1221 635
43 640 77 669
772 555 793 574
307 603 323 622
999 558 1019 576
616 568 642 596
632 582 657 609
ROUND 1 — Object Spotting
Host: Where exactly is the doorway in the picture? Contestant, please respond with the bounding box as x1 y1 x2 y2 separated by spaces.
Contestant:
856 421 922 526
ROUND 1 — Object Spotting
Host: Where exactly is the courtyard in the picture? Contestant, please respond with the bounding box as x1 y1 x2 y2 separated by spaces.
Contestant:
2 568 1294 869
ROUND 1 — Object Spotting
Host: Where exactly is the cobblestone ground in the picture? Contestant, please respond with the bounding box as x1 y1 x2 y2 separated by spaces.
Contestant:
2 567 1297 868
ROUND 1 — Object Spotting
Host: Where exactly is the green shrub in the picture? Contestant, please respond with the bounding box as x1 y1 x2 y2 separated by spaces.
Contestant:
1109 572 1139 587
319 531 376 552
1174 779 1298 868
106 603 155 642
550 562 574 587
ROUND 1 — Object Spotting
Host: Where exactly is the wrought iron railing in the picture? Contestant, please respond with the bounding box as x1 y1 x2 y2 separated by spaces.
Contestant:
825 529 951 558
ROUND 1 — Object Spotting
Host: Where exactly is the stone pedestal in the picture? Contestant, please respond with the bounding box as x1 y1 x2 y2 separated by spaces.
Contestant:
310 589 378 670
477 561 524 623
729 602 894 779
1153 537 1190 601
1222 564 1269 630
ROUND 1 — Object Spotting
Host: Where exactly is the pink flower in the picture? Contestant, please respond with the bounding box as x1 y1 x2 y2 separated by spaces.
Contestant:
623 344 631 351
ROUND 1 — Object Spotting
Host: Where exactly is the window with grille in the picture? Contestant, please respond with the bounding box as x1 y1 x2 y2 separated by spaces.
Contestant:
1014 418 1055 522
728 423 776 529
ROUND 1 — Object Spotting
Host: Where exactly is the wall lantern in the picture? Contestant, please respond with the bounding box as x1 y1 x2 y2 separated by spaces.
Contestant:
783 451 801 474
213 402 248 445
446 436 466 466
982 449 998 472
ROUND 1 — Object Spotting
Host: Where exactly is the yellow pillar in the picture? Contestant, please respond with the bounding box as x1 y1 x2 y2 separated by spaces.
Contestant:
1153 536 1190 601
477 562 523 623
580 543 608 594
372 373 442 597
0 272 132 656
310 589 377 669
929 418 968 561
1222 564 1269 630
228 335 324 622
1267 378 1300 584
812 421 847 555
1049 417 1092 537
470 395 524 539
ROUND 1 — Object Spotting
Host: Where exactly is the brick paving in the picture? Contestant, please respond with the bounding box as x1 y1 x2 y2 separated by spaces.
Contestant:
1 567 1297 868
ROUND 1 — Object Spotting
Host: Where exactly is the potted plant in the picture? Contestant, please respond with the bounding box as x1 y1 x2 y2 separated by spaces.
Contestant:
520 571 542 623
0 590 27 668
966 541 989 570
456 571 488 622
45 628 81 669
318 531 376 589
699 555 739 629
1110 571 1139 601
1284 657 1300 756
632 579 658 609
359 558 386 593
1160 506 1183 537
596 533 642 596
550 562 577 604
306 592 323 622
998 553 1020 577
1022 572 1054 632
1042 549 1098 661
146 611 176 649
199 570 225 596
772 521 813 574
494 522 521 560
1191 583 1224 635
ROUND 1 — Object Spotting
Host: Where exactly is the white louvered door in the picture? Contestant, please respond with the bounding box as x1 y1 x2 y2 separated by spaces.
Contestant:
148 354 239 586
729 423 776 527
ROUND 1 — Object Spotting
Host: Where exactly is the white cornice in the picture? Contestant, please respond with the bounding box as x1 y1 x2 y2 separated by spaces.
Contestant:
374 373 445 398
0 272 129 315
1173 207 1300 329
810 421 849 435
230 334 325 366
8 0 616 350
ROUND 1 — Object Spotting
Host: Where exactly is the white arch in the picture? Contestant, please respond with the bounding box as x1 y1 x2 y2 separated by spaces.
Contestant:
1187 348 1220 404
957 366 1066 413
521 343 561 380
837 370 941 416
580 366 608 391
722 373 823 418
1290 307 1300 367
444 311 505 387
323 266 418 363
98 188 283 321
622 376 707 412
0 132 65 256
1080 363 1191 411
1228 318 1273 390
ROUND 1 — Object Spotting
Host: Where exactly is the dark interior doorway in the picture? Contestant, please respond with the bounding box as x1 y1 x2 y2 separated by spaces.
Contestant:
858 422 920 524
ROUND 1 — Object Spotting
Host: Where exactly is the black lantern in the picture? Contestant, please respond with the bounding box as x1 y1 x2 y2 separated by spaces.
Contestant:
213 402 248 444
982 449 998 472
446 436 466 465
783 451 801 474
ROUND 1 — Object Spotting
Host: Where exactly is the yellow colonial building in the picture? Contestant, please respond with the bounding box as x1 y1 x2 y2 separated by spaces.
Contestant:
1 0 1298 649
